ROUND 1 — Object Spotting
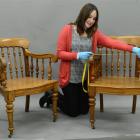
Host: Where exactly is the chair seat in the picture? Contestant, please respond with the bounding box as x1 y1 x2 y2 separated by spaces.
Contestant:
89 76 140 94
2 77 58 96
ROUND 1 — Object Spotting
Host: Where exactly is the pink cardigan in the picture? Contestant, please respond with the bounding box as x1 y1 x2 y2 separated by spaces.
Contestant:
57 24 133 87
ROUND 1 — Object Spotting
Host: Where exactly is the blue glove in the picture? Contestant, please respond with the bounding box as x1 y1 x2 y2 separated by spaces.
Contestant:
132 47 140 58
77 52 93 60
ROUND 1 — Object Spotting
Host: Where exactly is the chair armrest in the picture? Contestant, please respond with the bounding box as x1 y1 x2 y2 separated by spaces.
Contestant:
0 57 7 87
88 54 102 83
24 49 58 79
25 49 58 62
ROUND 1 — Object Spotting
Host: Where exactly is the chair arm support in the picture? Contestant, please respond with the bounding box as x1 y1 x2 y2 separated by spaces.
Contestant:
0 57 7 87
24 49 58 63
88 54 102 83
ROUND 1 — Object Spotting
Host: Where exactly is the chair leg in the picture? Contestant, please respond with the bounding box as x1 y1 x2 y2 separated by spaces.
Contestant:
88 86 96 129
25 95 30 112
52 87 58 122
6 100 14 138
132 95 137 114
100 94 104 112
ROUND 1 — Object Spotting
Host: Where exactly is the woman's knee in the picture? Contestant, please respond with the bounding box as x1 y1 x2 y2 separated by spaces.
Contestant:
59 104 80 117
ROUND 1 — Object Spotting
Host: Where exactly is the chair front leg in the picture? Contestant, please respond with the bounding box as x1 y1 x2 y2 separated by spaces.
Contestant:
88 86 96 129
5 94 15 138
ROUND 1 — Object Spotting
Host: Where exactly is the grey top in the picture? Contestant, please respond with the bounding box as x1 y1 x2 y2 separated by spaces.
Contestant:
69 27 92 83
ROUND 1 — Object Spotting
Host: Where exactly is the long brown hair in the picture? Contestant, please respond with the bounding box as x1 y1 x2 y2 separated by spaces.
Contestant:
74 3 99 38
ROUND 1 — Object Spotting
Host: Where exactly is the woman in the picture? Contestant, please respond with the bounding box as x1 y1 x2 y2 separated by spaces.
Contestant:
41 3 140 117
57 3 140 117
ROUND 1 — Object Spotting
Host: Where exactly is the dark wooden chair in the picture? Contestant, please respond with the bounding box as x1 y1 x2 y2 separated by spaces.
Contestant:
88 36 140 128
0 38 58 137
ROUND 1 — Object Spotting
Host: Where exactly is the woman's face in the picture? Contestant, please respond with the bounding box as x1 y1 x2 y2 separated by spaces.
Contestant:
85 10 97 29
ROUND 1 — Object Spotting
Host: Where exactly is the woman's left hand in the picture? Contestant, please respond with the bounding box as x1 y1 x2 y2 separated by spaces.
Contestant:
132 47 140 58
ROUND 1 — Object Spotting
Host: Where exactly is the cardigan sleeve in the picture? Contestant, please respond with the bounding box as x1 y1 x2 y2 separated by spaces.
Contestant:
56 25 77 61
97 30 133 52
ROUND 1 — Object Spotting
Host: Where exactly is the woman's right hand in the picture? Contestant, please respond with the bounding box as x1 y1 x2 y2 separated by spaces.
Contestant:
77 52 93 60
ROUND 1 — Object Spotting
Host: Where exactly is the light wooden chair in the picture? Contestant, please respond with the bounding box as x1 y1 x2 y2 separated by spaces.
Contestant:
88 36 140 129
0 38 58 137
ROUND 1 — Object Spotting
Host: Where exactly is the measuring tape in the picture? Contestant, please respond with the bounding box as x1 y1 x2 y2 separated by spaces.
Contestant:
82 61 90 93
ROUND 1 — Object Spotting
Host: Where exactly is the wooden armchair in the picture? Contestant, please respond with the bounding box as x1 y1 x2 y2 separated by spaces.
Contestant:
0 38 58 137
88 36 140 129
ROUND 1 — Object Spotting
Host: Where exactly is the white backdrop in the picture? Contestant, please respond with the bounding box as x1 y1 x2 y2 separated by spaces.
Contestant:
0 0 140 78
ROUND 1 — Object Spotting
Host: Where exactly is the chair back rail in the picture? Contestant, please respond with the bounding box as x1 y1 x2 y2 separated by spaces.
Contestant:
0 38 58 80
97 47 135 77
0 38 29 80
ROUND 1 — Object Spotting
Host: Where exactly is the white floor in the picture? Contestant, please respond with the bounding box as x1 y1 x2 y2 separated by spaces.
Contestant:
0 94 140 140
